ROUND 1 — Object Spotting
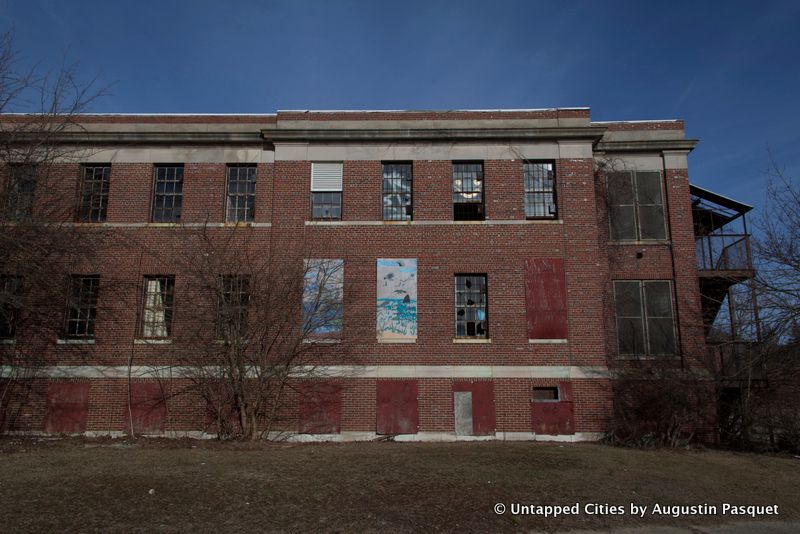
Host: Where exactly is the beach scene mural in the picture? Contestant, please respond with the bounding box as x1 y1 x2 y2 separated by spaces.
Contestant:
376 258 417 341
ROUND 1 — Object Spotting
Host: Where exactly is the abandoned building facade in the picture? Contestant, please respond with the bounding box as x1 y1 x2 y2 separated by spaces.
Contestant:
0 108 755 440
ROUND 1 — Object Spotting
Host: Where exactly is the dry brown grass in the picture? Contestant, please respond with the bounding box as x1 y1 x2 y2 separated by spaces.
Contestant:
0 437 798 532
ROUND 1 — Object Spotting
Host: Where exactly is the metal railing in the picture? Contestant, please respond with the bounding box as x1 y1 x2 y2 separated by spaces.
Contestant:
696 234 752 271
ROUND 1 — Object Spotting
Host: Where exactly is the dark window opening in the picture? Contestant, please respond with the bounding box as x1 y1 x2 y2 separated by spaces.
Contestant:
455 274 488 338
614 280 676 356
524 162 557 218
217 275 250 339
151 165 183 223
453 162 484 221
382 162 413 221
64 275 100 339
142 275 175 338
79 165 111 222
0 276 21 339
532 387 559 401
5 165 37 222
607 171 666 241
312 192 342 220
226 164 257 222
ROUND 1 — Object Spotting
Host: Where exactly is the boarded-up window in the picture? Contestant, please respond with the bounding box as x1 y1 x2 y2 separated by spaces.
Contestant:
127 382 167 434
613 280 676 356
530 382 574 435
376 380 418 435
607 171 666 241
298 382 341 434
376 259 417 342
453 381 495 436
303 259 344 338
44 382 90 434
524 258 568 339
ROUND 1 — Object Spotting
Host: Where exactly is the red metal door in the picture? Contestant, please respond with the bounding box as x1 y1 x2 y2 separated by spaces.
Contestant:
128 382 167 434
299 382 341 434
376 380 418 435
44 382 90 434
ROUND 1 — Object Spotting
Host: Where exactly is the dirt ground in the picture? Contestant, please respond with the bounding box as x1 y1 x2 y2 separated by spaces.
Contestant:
0 437 797 533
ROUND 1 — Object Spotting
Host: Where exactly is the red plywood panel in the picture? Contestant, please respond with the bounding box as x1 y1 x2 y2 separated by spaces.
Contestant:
531 382 575 435
453 381 496 435
524 258 568 339
128 382 167 434
298 382 341 434
44 382 90 434
376 380 418 435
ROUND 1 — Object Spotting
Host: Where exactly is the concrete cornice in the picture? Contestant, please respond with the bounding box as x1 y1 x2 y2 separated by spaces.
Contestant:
595 139 699 153
260 126 608 143
2 131 265 145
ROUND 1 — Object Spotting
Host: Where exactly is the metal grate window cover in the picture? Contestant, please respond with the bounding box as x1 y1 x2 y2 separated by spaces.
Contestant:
613 280 676 356
311 162 343 191
79 165 111 222
453 162 485 221
142 275 175 338
64 275 100 339
523 162 557 218
382 163 413 221
454 274 488 338
151 165 184 223
226 164 257 223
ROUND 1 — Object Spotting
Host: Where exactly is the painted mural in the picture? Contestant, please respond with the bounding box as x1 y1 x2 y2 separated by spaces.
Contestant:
376 258 417 341
302 259 344 337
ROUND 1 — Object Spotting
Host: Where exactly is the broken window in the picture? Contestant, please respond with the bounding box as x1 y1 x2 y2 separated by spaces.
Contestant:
302 259 344 338
64 275 100 339
382 162 413 221
79 165 111 222
453 162 485 221
0 276 21 339
532 387 559 401
151 165 183 222
5 165 37 222
142 275 175 338
216 275 250 339
613 280 676 356
607 171 666 241
454 274 488 338
523 162 557 218
311 163 343 220
226 164 257 222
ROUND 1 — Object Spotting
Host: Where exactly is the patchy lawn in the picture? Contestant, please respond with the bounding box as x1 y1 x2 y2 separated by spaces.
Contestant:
0 438 798 533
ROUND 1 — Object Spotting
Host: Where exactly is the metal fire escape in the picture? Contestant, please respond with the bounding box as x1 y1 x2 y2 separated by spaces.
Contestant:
691 185 764 382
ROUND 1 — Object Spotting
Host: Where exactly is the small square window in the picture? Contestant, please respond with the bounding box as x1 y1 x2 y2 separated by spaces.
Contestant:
532 387 559 401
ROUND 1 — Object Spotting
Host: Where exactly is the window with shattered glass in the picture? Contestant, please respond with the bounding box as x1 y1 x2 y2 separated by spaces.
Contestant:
382 163 412 221
607 171 666 241
523 162 557 218
453 162 485 221
613 280 676 356
455 274 488 338
142 275 175 338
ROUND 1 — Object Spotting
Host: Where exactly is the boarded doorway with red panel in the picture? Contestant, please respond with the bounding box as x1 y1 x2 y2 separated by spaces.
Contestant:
524 258 569 340
44 382 90 434
452 381 495 436
376 380 418 435
530 381 575 435
298 382 341 434
127 381 167 434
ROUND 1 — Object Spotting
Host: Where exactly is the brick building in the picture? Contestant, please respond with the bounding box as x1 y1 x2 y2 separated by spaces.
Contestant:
0 108 753 441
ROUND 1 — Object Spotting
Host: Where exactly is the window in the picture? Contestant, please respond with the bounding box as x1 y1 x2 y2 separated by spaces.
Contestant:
142 276 175 338
78 165 111 222
382 163 412 221
0 276 21 339
64 275 100 339
607 171 666 241
226 164 257 222
613 280 676 356
454 274 488 338
302 259 344 338
532 387 559 401
151 165 183 222
453 162 484 221
523 162 557 218
5 165 37 222
311 163 342 220
217 275 250 338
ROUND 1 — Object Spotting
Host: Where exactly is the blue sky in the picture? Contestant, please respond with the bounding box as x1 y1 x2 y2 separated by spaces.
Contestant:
1 0 798 213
